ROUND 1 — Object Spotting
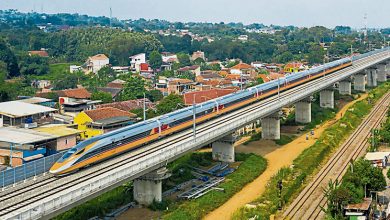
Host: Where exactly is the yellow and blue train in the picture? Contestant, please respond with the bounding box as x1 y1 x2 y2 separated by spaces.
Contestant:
50 57 353 175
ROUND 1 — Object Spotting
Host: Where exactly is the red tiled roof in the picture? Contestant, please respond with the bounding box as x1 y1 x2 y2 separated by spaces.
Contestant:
257 74 270 82
96 99 154 112
231 63 252 70
89 54 109 60
29 50 49 57
58 88 91 99
183 89 237 105
84 107 135 121
178 65 200 72
284 63 303 69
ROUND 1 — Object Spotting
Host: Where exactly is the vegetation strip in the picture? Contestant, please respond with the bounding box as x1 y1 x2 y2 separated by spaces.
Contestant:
232 82 390 220
162 153 267 220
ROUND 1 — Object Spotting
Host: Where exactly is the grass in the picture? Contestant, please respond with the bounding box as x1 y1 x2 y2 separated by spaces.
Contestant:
162 153 267 220
243 132 262 145
53 183 133 220
232 82 390 220
30 63 79 80
275 135 294 145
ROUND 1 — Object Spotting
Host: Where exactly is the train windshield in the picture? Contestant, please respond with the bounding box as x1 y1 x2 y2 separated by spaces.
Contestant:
57 148 77 162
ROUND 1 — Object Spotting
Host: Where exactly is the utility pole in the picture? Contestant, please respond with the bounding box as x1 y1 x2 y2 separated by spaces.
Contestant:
143 93 146 121
193 94 196 141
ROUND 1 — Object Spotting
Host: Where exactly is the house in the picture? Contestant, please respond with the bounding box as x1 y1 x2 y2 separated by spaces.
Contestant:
183 89 237 105
284 62 306 73
28 49 49 57
33 124 81 152
191 51 205 61
162 52 178 63
230 63 253 75
196 73 223 83
251 61 265 69
167 78 196 95
61 100 101 116
70 65 81 73
344 198 372 219
86 54 109 74
58 88 91 104
130 53 146 72
177 65 201 77
31 79 51 89
74 107 136 139
97 87 122 101
107 79 126 89
96 98 154 112
364 152 390 168
0 101 57 128
238 35 248 41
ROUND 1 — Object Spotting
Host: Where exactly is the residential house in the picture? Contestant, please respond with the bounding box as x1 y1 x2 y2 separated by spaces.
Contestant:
31 80 51 89
167 78 196 95
70 65 81 73
238 35 248 41
0 101 56 128
58 88 91 104
191 51 206 61
97 87 122 101
28 49 49 57
129 53 146 72
96 98 154 112
33 124 81 152
251 61 265 69
183 89 237 105
230 63 254 75
177 65 201 77
284 62 306 73
85 54 109 74
74 107 136 139
196 73 223 83
107 79 126 89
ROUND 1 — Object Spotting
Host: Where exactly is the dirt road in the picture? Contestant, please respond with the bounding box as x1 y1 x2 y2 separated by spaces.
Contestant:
203 94 368 220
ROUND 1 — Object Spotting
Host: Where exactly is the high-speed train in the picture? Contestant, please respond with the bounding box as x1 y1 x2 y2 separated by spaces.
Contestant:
50 57 353 175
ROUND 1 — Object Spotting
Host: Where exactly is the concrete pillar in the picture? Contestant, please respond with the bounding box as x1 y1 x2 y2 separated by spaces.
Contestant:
339 80 351 95
320 89 334 109
377 64 387 82
295 98 311 124
367 68 377 87
212 134 236 162
353 73 366 92
133 167 171 205
261 112 280 140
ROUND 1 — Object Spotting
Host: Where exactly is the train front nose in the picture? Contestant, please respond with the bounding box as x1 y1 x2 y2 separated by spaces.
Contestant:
49 162 65 175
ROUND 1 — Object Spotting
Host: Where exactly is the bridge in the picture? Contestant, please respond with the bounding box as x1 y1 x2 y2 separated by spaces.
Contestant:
1 49 389 220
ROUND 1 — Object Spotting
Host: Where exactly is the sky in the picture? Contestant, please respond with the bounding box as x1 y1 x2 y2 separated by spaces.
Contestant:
1 0 389 28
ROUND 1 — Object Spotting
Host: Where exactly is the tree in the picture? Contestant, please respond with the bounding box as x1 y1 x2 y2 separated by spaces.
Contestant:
307 44 325 64
193 57 205 65
156 94 184 115
52 73 79 90
120 75 146 101
18 54 49 76
0 39 19 77
149 50 162 70
91 91 112 103
177 53 191 67
147 89 163 102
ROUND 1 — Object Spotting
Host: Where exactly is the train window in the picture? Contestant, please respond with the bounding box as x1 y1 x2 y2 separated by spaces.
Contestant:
76 148 85 155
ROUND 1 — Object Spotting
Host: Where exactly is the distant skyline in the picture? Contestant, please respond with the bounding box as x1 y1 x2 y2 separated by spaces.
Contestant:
1 0 390 28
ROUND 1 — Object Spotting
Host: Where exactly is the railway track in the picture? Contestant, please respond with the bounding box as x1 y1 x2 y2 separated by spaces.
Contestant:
0 52 388 218
282 91 390 220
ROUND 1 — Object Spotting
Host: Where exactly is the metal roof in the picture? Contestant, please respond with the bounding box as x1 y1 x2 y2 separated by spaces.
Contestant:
33 124 81 137
0 101 56 118
16 97 52 104
0 127 57 145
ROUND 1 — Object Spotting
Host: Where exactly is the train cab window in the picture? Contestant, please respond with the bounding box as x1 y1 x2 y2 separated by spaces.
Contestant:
76 148 85 155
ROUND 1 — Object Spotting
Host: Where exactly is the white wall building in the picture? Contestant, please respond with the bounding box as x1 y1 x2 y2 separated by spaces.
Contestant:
129 53 146 72
86 54 109 74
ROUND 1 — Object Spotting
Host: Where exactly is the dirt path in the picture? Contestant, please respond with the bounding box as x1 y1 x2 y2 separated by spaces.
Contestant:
203 94 368 220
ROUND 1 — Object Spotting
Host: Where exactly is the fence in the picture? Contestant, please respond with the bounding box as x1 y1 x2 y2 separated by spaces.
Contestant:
0 152 64 188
